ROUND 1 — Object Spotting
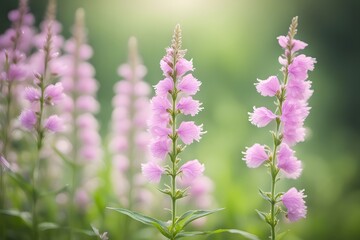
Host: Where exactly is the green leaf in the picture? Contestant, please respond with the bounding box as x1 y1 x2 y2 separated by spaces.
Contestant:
258 189 271 202
255 209 267 221
176 208 224 229
38 222 60 231
0 209 32 227
53 146 78 168
175 229 260 240
277 230 290 240
107 207 171 238
6 170 34 195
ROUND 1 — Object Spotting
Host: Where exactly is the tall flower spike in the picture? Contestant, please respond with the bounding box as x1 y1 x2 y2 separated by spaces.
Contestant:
109 36 152 213
243 17 315 239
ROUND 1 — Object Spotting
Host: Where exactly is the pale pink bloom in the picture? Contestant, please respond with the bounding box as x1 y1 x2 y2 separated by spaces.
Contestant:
142 162 164 183
288 54 316 81
114 155 129 172
177 121 204 145
75 189 90 208
249 107 276 127
160 57 173 77
281 101 310 126
135 132 151 150
180 159 204 181
255 76 281 97
76 77 98 94
277 35 308 52
44 115 63 132
110 136 129 152
19 109 37 130
177 74 201 95
76 114 99 129
78 130 101 145
176 58 193 76
177 96 203 116
134 81 151 96
24 87 40 102
149 125 171 139
277 143 302 179
283 126 307 146
151 96 171 115
282 187 307 222
150 139 171 159
148 113 170 128
76 96 100 113
112 94 130 107
44 82 64 105
286 78 313 101
115 81 132 94
7 64 28 81
155 78 174 96
242 143 269 168
79 146 100 161
77 62 95 78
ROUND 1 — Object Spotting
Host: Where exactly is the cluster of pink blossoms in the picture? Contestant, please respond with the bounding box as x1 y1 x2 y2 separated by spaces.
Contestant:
142 26 208 205
19 22 64 134
243 18 315 223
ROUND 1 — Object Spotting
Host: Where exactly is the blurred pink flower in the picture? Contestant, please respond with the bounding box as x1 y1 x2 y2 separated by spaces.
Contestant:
277 35 308 52
180 160 204 181
44 115 63 132
282 187 307 222
19 109 37 130
249 106 277 127
177 121 203 145
44 82 64 105
242 143 269 168
177 96 203 116
150 139 171 159
142 162 164 183
151 96 171 115
177 74 201 95
277 143 302 179
255 76 280 97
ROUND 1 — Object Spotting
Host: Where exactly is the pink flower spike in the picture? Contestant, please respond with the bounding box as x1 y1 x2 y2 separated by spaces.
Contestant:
155 78 174 96
282 188 307 222
19 110 37 130
151 96 171 115
24 87 41 102
176 58 193 76
142 162 164 183
249 107 276 127
160 57 172 77
177 96 203 116
44 115 63 132
242 143 269 168
255 76 281 97
180 160 204 181
177 74 201 95
177 121 204 145
277 144 302 179
150 139 171 159
44 82 64 105
150 125 171 139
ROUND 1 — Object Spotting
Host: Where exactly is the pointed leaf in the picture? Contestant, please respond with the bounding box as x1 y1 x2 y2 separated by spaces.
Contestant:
6 171 34 195
175 229 260 240
258 189 271 202
176 208 223 229
53 146 79 168
107 207 171 238
38 222 60 231
0 209 32 227
39 185 69 198
277 230 290 240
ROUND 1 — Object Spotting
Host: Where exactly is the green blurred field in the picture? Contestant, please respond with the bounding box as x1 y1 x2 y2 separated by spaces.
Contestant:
1 0 360 239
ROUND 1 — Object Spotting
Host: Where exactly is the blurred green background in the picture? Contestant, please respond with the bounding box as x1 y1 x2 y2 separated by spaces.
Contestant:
1 0 360 239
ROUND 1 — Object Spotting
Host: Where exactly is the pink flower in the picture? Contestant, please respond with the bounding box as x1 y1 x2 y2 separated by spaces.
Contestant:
150 139 171 159
24 87 40 102
242 143 269 168
177 74 201 95
177 96 203 116
177 121 204 145
277 144 302 179
283 126 306 146
19 109 37 130
44 82 64 105
160 57 173 77
255 76 281 97
286 78 313 101
249 107 277 127
151 96 171 115
288 54 316 81
149 125 171 139
44 115 63 132
277 35 308 52
282 187 307 222
142 162 164 183
7 64 28 81
115 80 132 94
281 101 310 126
180 160 204 181
176 58 193 76
155 78 174 96
76 96 100 113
